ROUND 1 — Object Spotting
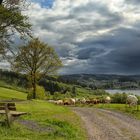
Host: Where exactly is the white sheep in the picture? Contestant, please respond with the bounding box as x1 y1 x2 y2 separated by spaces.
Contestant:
63 98 75 105
80 97 86 104
56 100 63 105
105 96 111 104
126 95 138 107
69 98 76 105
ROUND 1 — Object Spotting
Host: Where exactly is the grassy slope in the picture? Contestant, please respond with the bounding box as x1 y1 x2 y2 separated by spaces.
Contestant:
0 88 86 140
0 80 27 94
0 87 26 100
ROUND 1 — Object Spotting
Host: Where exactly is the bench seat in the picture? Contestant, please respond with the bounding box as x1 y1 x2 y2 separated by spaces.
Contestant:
0 110 27 117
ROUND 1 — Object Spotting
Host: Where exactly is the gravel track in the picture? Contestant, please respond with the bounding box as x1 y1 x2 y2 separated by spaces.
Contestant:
72 107 140 140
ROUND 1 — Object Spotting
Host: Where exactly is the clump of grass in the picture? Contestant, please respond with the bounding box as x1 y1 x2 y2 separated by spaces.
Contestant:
44 119 77 139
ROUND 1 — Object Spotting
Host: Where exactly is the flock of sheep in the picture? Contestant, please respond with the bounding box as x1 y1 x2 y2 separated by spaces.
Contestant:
48 95 139 108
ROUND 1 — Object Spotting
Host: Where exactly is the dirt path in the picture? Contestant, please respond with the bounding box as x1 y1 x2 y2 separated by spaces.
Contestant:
72 107 140 140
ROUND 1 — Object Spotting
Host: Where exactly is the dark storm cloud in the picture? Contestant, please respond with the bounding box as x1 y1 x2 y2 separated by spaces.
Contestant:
92 46 140 74
81 26 140 74
108 46 140 72
76 47 105 60
77 26 140 55
54 43 77 58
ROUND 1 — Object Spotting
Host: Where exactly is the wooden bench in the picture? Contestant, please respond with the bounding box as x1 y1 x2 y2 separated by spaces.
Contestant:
0 102 27 127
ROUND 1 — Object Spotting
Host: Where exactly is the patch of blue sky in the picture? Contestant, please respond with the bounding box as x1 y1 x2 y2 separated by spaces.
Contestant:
32 0 55 8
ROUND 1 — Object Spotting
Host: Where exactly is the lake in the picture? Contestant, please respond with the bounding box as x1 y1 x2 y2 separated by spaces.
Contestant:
105 89 140 96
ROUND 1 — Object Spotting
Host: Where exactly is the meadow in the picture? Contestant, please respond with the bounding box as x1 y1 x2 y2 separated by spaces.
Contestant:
0 87 87 140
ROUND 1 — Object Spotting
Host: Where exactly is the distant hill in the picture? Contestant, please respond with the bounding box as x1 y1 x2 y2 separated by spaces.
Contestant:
59 74 140 81
58 74 140 89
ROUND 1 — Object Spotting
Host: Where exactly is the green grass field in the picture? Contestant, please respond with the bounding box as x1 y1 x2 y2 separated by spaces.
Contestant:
0 87 27 100
0 87 87 140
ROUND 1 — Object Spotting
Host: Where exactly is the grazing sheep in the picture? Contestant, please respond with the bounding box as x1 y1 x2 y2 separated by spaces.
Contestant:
96 99 100 104
84 98 101 105
126 95 138 107
63 98 76 105
56 100 63 105
93 99 98 104
69 98 76 105
86 99 92 104
75 98 81 104
80 98 86 104
63 99 71 105
105 96 111 104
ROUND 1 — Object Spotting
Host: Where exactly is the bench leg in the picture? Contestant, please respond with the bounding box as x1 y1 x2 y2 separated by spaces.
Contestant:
6 112 12 127
5 104 12 127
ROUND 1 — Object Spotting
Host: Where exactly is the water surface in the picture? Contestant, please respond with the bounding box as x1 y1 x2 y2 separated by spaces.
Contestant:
105 89 140 96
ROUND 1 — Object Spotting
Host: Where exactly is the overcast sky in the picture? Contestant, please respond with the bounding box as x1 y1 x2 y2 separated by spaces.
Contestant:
2 0 140 75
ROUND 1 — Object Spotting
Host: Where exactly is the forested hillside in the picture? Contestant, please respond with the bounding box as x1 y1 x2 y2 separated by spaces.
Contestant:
58 74 140 89
1 69 140 92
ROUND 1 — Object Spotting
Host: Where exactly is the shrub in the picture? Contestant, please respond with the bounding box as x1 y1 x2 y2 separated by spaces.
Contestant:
52 92 61 100
52 91 72 100
71 86 77 97
111 93 127 104
136 95 140 105
39 79 72 95
27 85 45 100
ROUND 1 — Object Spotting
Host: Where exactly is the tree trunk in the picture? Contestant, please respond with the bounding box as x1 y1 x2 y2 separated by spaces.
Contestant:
32 72 36 99
32 82 36 99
